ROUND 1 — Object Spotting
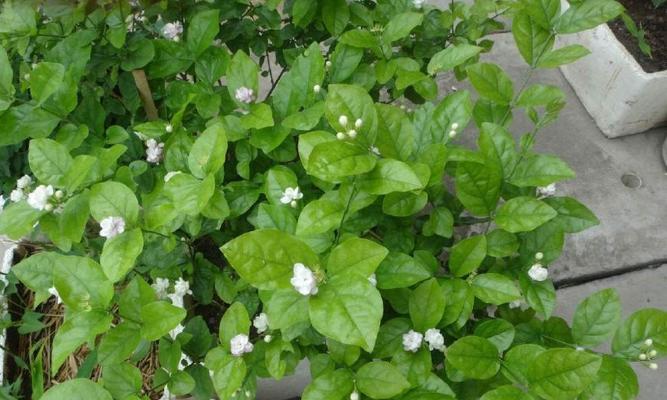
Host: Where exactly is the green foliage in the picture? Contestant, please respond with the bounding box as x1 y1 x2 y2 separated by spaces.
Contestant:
0 1 659 399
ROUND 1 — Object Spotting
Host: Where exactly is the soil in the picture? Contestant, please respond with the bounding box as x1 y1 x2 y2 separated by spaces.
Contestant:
607 0 667 73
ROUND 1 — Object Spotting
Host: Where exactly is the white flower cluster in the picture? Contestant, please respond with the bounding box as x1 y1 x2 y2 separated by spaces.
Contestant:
162 21 183 41
99 216 125 239
146 139 165 164
639 338 659 370
6 176 59 212
151 277 192 340
28 185 55 211
336 115 363 140
528 252 548 281
230 334 254 356
280 186 303 208
537 183 556 197
402 328 446 352
412 0 426 9
290 263 318 296
253 312 269 334
235 86 255 104
448 122 459 139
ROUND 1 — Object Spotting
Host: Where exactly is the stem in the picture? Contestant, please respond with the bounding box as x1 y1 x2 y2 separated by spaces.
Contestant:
264 67 286 100
333 178 358 246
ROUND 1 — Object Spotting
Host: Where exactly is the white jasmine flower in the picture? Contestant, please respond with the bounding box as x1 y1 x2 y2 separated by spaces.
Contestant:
169 323 185 340
172 277 192 298
347 129 357 138
161 21 183 41
402 330 423 352
370 146 381 156
412 0 426 8
234 86 255 104
337 132 346 140
99 216 126 239
1 245 17 276
48 287 62 304
645 338 654 346
146 139 165 164
424 328 445 351
350 391 360 400
230 334 253 356
509 299 523 309
10 189 24 202
0 195 5 212
152 277 171 299
486 304 498 317
290 263 318 296
355 118 363 129
16 175 32 189
27 185 54 210
528 263 548 282
164 171 182 182
368 273 377 287
165 124 173 133
339 115 348 127
313 84 321 93
537 183 556 197
253 313 269 334
280 187 303 207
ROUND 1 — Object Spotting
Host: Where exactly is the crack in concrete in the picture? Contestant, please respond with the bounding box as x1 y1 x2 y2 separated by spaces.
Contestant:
555 260 667 289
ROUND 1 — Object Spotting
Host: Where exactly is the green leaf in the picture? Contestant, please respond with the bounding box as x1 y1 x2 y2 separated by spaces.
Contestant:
221 229 320 290
298 131 336 167
240 103 274 130
516 84 565 107
30 62 65 104
502 344 546 386
147 40 194 79
103 362 142 399
325 84 378 143
53 255 114 311
479 385 532 400
302 369 354 400
308 141 376 182
227 51 259 106
520 274 556 319
322 0 349 36
523 0 561 29
140 301 187 341
28 138 72 186
41 379 112 400
543 197 599 233
283 102 325 131
527 348 602 400
0 201 43 240
467 63 514 104
165 173 215 216
382 191 428 217
428 44 483 75
100 228 143 283
375 104 415 161
486 229 519 257
187 9 219 56
0 104 61 146
97 322 141 367
474 319 516 352
557 0 624 34
264 166 298 205
309 275 383 352
272 43 325 117
0 46 15 111
206 349 246 400
478 122 518 178
449 235 487 277
423 207 454 238
340 29 380 49
219 302 250 348
376 252 432 289
579 356 639 400
512 11 555 67
383 12 423 44
612 308 667 359
373 318 412 359
12 252 56 300
455 161 502 216
392 347 432 387
328 237 388 278
264 289 310 339
188 122 228 179
572 288 622 347
89 181 139 225
356 361 410 399
509 154 575 187
409 278 446 331
537 45 591 68
359 159 424 195
52 311 112 373
495 197 557 233
439 279 474 329
472 273 521 305
446 336 500 379
121 37 155 71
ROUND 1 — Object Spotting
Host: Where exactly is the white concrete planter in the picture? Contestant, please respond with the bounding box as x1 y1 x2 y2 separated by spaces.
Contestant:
558 11 667 137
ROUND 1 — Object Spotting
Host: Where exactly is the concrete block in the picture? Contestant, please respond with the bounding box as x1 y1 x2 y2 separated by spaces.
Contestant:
556 265 667 400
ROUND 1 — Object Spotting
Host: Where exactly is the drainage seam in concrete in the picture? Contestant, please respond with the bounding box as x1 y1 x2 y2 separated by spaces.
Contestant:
555 260 667 289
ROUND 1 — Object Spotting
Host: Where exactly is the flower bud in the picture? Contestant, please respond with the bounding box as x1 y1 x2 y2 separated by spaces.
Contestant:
347 129 357 138
350 391 360 400
451 122 459 130
313 84 321 93
44 203 53 212
535 252 544 260
448 130 457 139
649 363 658 370
23 73 30 80
339 115 348 127
166 124 173 133
355 118 363 129
290 200 297 208
649 350 658 358
325 60 332 68
336 132 346 140
645 338 654 346
264 335 273 343
55 190 64 199
639 353 648 360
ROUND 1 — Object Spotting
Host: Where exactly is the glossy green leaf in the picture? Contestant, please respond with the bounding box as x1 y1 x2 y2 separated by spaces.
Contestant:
527 348 602 400
356 361 410 399
495 197 557 233
446 336 500 380
449 235 487 277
